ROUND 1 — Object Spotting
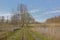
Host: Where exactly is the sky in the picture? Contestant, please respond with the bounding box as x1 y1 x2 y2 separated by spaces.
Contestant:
0 0 60 22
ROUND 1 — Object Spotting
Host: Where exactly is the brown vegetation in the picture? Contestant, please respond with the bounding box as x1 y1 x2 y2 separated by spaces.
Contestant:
46 16 60 23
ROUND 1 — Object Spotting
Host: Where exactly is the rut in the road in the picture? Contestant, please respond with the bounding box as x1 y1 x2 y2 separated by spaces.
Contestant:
22 31 26 40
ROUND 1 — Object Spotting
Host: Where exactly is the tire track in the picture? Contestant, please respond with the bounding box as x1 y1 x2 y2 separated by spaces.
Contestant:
22 30 26 40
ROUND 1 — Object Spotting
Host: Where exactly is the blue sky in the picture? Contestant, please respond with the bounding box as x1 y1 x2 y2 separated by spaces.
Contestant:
0 0 60 22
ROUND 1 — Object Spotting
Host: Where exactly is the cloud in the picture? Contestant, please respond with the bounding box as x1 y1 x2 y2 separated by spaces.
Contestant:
0 11 11 19
29 9 40 13
0 11 11 16
44 10 60 14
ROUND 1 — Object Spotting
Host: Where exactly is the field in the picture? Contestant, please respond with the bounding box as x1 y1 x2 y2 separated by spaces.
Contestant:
0 23 60 40
32 25 60 40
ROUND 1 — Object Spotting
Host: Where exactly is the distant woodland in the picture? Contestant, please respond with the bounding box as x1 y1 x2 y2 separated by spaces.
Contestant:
46 16 60 23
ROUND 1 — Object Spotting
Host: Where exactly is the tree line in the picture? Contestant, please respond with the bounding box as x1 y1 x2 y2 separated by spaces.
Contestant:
46 16 60 23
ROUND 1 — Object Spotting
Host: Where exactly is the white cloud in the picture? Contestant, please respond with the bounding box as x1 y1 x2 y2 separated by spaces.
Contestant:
0 12 11 16
0 11 11 19
44 10 60 14
29 9 40 13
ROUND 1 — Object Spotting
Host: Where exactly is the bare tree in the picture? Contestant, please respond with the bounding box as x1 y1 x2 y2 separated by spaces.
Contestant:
20 4 35 27
1 16 4 24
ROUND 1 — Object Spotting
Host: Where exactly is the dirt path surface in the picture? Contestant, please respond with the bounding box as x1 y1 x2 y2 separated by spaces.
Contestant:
22 32 26 40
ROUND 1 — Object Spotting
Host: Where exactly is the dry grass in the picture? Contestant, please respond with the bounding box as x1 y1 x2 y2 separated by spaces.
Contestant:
31 27 60 40
0 31 8 39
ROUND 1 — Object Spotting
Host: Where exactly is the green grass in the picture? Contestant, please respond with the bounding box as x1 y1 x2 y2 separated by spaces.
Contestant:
25 30 35 40
7 28 24 40
29 28 48 40
14 29 24 40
